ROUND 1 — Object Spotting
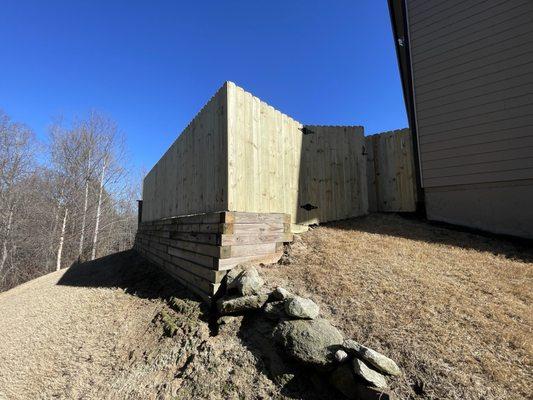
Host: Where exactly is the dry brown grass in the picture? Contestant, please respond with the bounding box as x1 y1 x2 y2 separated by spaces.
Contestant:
262 213 533 399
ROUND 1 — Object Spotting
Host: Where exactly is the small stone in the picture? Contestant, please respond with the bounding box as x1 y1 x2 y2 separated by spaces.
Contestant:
271 286 293 301
273 319 343 368
234 267 264 295
335 349 349 362
352 358 388 389
343 340 401 376
343 339 363 353
263 301 287 320
216 315 243 334
217 294 269 315
284 296 319 319
226 265 245 289
330 364 394 400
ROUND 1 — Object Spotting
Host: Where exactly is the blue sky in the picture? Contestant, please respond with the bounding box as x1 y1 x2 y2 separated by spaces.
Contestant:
0 1 406 173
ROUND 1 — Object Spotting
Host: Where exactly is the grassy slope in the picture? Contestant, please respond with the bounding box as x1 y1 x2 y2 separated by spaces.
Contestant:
1 214 531 399
262 213 533 399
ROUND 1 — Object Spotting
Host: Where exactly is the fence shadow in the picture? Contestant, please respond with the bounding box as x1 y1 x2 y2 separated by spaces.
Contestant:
57 250 201 303
326 213 533 263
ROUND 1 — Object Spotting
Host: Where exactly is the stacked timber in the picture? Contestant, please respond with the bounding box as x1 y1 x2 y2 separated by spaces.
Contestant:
134 211 292 301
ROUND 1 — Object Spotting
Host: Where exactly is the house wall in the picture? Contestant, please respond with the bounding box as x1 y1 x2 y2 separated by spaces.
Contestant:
406 0 533 238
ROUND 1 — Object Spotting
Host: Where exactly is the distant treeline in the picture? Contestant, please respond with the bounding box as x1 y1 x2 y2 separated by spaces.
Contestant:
0 110 139 292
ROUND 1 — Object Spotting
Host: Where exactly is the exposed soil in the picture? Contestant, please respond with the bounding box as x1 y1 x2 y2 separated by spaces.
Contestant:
0 213 531 399
0 252 286 400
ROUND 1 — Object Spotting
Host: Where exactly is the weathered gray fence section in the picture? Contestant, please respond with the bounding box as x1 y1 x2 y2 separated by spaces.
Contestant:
366 129 417 212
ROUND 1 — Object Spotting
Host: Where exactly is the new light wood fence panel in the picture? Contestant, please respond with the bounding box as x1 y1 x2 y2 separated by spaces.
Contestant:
226 83 303 223
226 82 368 225
366 129 417 212
142 81 370 227
296 125 368 225
142 85 228 221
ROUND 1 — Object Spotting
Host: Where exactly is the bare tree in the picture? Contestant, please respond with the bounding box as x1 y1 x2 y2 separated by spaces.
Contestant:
56 207 68 271
78 152 91 260
91 154 107 260
0 110 137 292
0 111 36 274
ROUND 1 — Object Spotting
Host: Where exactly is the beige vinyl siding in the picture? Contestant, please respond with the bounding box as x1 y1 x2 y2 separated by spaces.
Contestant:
407 0 533 188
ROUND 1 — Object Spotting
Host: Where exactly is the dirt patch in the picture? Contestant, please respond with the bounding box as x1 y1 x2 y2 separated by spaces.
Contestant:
1 214 531 399
261 213 533 399
0 251 283 400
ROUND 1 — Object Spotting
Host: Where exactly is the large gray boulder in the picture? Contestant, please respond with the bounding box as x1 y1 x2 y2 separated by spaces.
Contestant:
273 319 343 368
330 364 393 400
352 358 388 389
217 294 268 314
227 266 264 295
344 339 401 376
284 296 320 319
225 266 243 289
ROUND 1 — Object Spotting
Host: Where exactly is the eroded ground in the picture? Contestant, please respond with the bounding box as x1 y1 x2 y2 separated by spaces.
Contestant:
0 214 531 400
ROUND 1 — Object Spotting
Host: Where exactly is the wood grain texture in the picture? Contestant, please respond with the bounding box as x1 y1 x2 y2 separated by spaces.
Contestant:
142 84 229 222
226 82 368 225
142 81 370 228
134 211 291 299
366 129 417 212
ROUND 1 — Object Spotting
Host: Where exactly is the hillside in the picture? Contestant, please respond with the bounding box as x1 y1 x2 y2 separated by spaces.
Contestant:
0 214 531 399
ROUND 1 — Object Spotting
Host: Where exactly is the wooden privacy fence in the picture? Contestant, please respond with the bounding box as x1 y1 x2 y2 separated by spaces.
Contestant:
142 82 417 231
366 129 417 212
137 83 417 298
143 82 369 229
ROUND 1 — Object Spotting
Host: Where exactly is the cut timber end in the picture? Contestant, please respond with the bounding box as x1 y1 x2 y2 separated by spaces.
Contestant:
134 211 291 300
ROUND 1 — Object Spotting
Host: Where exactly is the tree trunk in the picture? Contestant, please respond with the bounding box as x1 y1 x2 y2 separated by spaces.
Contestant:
91 159 106 261
78 178 89 260
0 208 14 272
56 207 68 271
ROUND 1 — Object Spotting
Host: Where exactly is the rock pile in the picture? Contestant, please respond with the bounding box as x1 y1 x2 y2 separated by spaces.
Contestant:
216 265 401 400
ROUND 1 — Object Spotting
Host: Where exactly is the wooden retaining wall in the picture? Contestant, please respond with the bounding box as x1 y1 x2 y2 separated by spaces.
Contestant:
366 129 417 212
134 211 292 300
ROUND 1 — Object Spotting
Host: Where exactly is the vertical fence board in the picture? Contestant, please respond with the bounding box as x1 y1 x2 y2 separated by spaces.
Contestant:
143 82 372 228
365 129 417 212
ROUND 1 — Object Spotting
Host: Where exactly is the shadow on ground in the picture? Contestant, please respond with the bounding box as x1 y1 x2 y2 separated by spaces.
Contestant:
326 213 533 263
57 250 203 303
